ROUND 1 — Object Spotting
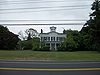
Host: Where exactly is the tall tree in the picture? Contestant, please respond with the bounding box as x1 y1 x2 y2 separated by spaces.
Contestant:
82 0 100 51
0 25 19 50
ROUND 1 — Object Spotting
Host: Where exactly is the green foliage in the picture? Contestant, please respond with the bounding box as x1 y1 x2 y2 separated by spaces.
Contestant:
32 37 40 50
33 41 50 51
78 33 93 51
34 46 50 51
17 40 33 50
66 35 77 51
17 37 40 50
64 35 77 51
81 0 100 51
0 25 9 32
0 25 19 50
59 29 78 51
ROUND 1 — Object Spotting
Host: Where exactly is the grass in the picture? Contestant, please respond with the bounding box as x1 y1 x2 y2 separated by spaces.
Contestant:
0 50 100 61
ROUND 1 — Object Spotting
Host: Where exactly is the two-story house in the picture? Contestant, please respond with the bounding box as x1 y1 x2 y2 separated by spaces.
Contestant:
40 26 66 50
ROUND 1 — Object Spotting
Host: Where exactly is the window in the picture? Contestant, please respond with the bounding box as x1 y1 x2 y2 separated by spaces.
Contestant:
54 37 55 41
51 37 55 41
57 37 59 41
51 37 53 41
44 37 47 41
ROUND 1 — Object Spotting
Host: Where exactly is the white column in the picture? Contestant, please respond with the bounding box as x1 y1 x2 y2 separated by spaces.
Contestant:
55 37 57 41
47 37 48 41
50 37 51 41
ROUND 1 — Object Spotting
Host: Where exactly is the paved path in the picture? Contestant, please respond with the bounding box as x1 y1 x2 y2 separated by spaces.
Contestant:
0 60 100 75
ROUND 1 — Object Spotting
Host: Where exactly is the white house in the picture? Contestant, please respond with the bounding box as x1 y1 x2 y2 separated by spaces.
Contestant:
39 26 66 50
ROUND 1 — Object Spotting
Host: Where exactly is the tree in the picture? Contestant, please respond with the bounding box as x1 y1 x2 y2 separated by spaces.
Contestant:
59 29 79 51
18 28 39 41
32 37 40 50
27 33 32 40
17 37 40 50
25 28 38 40
65 35 77 51
17 40 33 50
82 0 100 51
18 31 26 40
0 25 19 50
17 28 40 50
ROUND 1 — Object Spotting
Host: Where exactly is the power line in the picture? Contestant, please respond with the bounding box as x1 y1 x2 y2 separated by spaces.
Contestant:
0 0 92 5
0 7 89 14
0 5 90 11
2 23 84 26
0 20 87 22
0 0 92 3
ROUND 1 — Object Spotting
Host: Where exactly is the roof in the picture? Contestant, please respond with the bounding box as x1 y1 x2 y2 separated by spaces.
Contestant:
40 31 65 35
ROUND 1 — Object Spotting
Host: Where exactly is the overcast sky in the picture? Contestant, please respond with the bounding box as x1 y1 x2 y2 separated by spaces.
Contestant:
0 0 93 34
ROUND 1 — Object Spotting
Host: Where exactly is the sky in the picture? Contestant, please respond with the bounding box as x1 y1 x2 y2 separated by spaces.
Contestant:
0 0 93 34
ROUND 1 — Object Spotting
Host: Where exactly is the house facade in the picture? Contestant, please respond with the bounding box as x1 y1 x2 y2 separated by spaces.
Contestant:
40 26 66 50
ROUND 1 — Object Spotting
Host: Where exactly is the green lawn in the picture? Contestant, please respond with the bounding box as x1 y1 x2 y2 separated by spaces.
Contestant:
0 50 100 61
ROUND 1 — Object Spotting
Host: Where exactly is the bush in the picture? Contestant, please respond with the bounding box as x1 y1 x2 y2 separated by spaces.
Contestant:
33 46 50 51
17 40 33 50
57 46 66 51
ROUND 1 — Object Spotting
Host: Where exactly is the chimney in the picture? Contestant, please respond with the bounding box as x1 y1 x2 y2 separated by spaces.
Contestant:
41 29 43 33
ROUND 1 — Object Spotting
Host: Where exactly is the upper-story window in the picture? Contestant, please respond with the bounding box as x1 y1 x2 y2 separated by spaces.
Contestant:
57 37 59 41
44 37 47 41
51 37 55 41
54 37 55 41
48 37 50 41
51 37 53 41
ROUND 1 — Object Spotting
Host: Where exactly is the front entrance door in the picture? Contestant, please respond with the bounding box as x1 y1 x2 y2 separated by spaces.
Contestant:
51 43 55 50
